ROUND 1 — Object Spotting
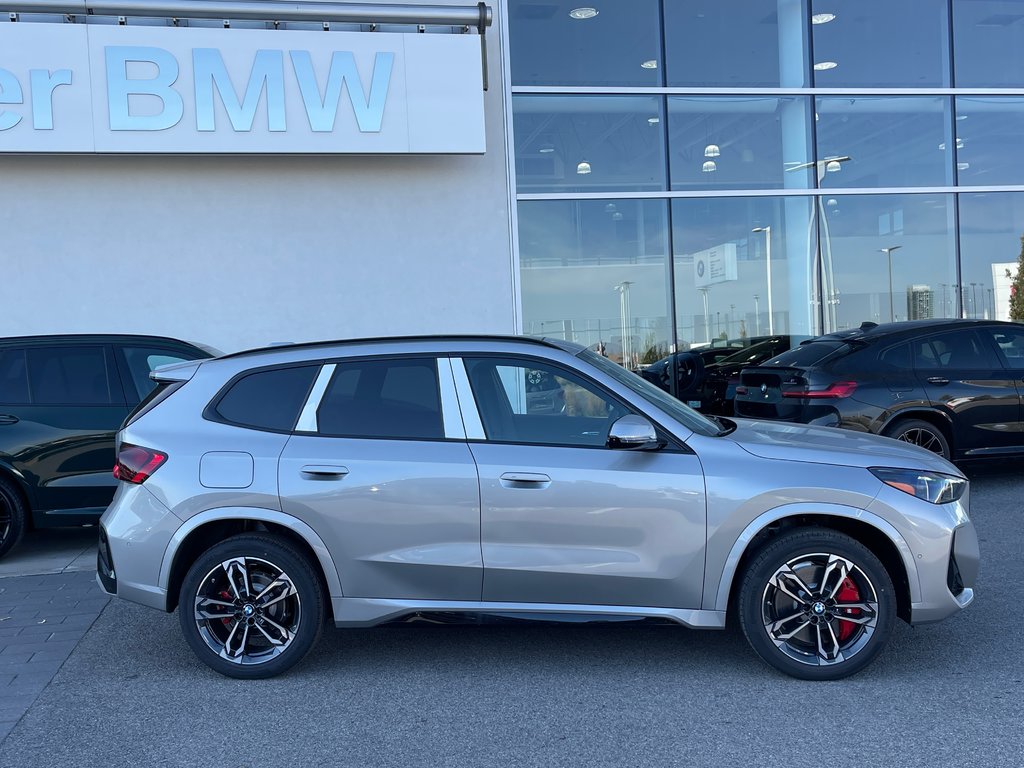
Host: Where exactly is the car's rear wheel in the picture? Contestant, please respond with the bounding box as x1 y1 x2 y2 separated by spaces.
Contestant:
884 418 951 459
738 528 895 680
178 534 324 679
0 477 27 560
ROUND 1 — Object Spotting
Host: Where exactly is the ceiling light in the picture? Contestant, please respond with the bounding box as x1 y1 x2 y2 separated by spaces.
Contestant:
956 114 968 121
569 7 598 20
813 61 838 71
958 162 971 171
576 160 592 175
956 137 964 149
825 160 842 172
647 116 660 125
538 144 554 153
826 198 838 207
611 211 624 221
604 203 617 212
702 160 717 173
704 144 721 158
811 13 836 25
641 60 658 69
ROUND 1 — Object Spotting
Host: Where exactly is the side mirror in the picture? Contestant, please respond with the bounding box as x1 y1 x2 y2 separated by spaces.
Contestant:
607 415 663 451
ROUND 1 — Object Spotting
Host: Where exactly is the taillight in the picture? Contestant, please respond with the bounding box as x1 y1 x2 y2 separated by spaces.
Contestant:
782 381 858 399
114 444 167 484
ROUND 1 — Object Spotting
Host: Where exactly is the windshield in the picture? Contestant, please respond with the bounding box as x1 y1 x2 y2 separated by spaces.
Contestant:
580 350 722 437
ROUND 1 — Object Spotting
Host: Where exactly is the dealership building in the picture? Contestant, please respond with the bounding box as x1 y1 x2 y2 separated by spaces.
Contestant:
2 0 1024 363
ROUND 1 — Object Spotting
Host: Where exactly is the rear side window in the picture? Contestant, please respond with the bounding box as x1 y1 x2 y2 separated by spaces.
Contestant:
984 327 1024 369
214 365 318 432
0 349 29 404
122 346 199 401
762 341 847 368
912 330 1000 370
877 343 911 370
26 346 114 405
317 358 443 440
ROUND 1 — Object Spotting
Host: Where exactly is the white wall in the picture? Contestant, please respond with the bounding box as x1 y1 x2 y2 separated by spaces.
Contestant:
0 8 514 353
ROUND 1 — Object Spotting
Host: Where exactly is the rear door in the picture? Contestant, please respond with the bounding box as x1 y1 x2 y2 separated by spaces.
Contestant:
977 325 1024 451
911 328 1021 454
0 344 127 516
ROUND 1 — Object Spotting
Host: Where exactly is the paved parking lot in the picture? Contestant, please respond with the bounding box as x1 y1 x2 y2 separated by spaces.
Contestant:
0 464 1021 768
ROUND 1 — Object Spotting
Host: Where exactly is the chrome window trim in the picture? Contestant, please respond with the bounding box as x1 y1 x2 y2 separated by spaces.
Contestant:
448 357 486 440
295 363 335 433
438 357 467 440
512 86 1024 96
516 185 1024 200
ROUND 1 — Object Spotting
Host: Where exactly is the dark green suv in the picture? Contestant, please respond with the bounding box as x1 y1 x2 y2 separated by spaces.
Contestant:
0 335 216 559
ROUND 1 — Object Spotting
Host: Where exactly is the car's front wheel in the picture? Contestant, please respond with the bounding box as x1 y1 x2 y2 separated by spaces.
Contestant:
738 528 896 680
178 534 324 679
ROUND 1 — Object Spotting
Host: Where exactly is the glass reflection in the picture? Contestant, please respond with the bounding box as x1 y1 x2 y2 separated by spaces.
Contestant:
953 0 1024 87
665 0 810 87
507 0 662 87
518 200 672 369
959 193 1024 322
671 197 818 349
668 97 813 191
955 98 1024 186
820 194 956 330
811 0 950 87
816 97 953 188
513 96 667 193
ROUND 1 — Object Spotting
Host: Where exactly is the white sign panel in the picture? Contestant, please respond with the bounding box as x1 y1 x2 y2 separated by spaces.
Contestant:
0 23 485 153
693 242 738 287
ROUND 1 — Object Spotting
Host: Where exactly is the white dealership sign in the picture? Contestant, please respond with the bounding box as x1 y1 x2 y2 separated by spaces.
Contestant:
0 23 485 153
693 242 738 288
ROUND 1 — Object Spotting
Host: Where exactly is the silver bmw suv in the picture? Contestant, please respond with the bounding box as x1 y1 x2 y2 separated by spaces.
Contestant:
98 336 978 680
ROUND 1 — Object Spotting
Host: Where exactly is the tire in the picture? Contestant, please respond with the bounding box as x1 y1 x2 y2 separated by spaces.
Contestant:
737 527 896 681
0 476 27 561
178 534 324 679
884 418 951 459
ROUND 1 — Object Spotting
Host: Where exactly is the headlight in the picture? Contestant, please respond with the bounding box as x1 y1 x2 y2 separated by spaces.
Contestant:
869 467 967 504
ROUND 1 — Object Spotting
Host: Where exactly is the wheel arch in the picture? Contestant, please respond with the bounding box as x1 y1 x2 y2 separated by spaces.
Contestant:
714 504 920 624
159 507 343 614
879 409 954 451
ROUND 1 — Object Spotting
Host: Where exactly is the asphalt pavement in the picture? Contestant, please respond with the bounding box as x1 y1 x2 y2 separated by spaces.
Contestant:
0 465 1022 768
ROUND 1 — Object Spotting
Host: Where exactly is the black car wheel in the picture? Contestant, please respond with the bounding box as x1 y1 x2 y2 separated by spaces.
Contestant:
179 534 324 679
884 418 951 459
0 477 27 560
738 528 896 680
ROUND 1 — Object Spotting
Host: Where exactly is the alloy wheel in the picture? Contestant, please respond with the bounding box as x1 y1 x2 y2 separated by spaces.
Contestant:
894 427 944 454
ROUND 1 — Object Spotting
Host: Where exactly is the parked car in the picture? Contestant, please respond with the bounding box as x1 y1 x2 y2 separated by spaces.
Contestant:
0 334 216 559
642 336 803 415
734 319 1024 461
100 335 977 681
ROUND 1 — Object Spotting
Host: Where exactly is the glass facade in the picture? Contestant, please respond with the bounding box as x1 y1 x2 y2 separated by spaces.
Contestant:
508 0 1024 378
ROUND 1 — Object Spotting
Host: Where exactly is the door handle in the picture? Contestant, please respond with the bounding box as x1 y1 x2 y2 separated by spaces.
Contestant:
300 465 349 479
0 414 18 426
500 472 551 489
926 377 950 385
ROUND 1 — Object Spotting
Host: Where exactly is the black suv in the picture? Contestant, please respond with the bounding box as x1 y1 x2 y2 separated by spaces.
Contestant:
0 335 215 558
734 319 1024 461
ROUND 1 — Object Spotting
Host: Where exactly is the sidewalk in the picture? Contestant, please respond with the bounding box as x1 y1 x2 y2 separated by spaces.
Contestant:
0 529 108 742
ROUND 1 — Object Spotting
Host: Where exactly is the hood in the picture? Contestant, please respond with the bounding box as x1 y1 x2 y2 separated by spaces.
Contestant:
728 418 962 475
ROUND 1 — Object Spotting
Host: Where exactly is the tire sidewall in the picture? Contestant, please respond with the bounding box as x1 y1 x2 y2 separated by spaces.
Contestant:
885 418 951 460
178 534 324 679
738 528 896 681
0 477 27 560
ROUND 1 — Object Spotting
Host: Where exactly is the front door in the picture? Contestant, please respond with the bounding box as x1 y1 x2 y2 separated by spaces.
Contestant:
458 356 706 610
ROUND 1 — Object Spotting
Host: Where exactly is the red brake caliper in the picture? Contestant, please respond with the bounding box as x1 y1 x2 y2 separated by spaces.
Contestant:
835 577 861 642
220 590 235 627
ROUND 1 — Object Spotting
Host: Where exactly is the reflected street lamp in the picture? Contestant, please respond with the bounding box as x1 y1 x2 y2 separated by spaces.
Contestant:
879 246 902 322
753 294 760 336
751 226 773 334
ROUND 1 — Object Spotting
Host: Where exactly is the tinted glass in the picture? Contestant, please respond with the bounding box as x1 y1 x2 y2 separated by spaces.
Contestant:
815 97 953 189
26 346 113 405
958 192 1024 322
668 97 813 191
0 349 29 404
955 98 1024 186
122 347 195 401
665 0 810 87
764 342 848 367
464 357 626 446
953 0 1024 87
317 359 443 440
215 366 317 432
508 0 662 87
878 343 912 370
985 326 1024 369
810 0 950 87
513 95 666 193
912 330 1000 370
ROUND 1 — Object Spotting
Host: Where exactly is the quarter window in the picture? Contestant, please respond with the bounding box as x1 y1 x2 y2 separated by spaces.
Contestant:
122 347 197 401
214 365 318 432
984 327 1024 370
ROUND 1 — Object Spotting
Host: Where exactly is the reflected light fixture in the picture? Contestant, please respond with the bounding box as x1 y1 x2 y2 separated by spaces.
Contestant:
538 144 554 153
825 159 843 172
604 202 617 212
958 162 971 171
704 143 721 158
702 160 717 173
641 60 658 69
813 61 838 71
576 160 592 174
647 116 660 125
956 114 969 121
569 7 598 19
811 13 836 25
612 211 624 221
826 198 838 207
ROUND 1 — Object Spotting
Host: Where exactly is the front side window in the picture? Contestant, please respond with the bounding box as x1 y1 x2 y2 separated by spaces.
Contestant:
26 346 114 405
316 358 443 440
464 357 627 447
